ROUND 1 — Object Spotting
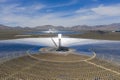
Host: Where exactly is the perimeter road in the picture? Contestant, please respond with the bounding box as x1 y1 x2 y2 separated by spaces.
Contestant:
85 52 120 75
26 49 97 63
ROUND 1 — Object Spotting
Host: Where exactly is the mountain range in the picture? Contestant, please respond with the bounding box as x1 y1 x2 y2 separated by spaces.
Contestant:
0 23 120 31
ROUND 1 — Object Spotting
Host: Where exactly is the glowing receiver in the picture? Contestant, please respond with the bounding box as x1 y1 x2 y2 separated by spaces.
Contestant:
58 34 62 39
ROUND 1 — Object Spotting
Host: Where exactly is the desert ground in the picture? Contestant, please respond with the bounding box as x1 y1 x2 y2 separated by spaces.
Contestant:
0 53 120 80
0 30 120 40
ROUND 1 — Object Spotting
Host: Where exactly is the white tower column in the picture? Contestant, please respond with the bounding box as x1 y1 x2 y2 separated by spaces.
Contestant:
58 34 62 48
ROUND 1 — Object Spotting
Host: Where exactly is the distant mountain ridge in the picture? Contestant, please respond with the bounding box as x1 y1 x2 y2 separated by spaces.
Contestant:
0 23 120 31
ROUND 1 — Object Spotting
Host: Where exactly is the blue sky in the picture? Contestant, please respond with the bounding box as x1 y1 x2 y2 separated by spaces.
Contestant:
0 0 120 27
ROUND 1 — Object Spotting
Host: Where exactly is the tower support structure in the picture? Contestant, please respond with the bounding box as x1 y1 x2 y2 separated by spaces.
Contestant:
58 34 62 48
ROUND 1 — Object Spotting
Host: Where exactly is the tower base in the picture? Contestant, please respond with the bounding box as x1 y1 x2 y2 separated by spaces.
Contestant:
56 46 69 52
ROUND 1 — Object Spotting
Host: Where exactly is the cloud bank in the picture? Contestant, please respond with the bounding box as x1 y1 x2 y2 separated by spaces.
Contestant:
0 0 120 27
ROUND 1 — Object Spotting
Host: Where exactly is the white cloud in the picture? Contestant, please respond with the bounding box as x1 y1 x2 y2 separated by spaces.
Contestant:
0 3 45 15
76 9 90 13
33 4 45 10
76 4 120 16
0 3 120 27
0 12 107 27
91 4 120 16
48 0 78 8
